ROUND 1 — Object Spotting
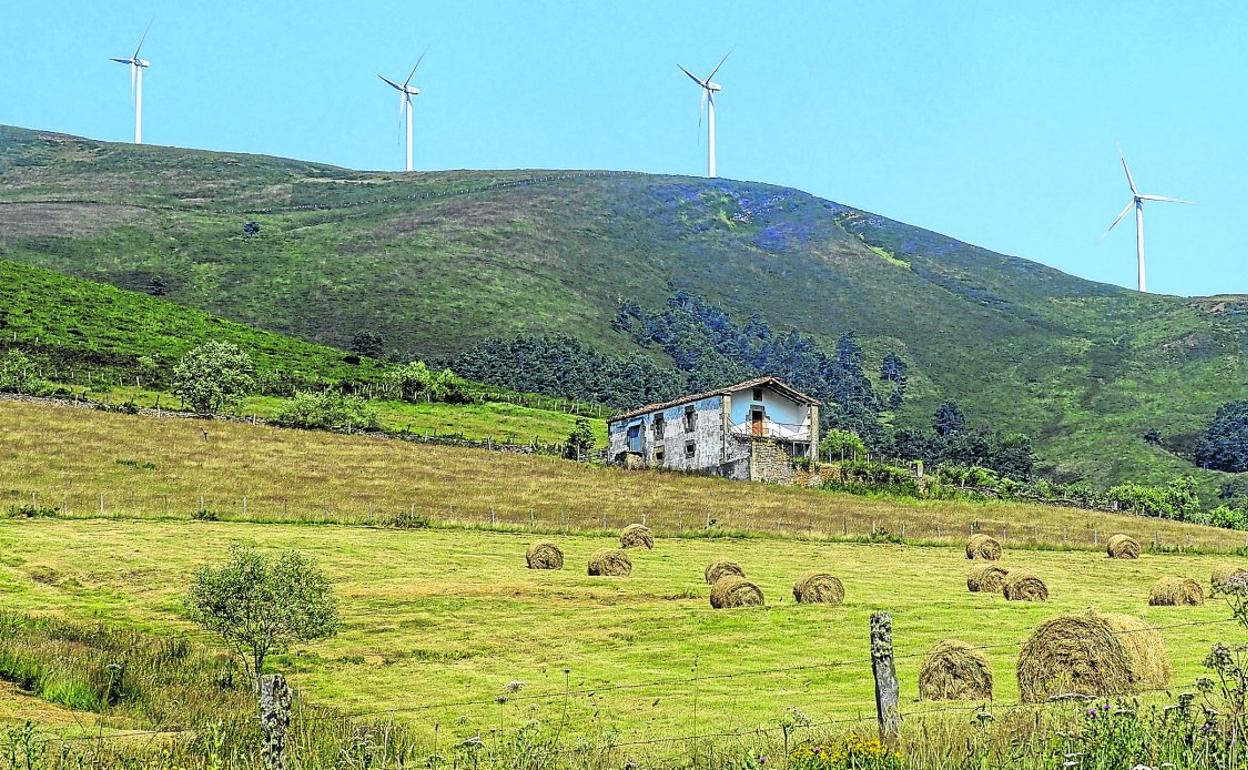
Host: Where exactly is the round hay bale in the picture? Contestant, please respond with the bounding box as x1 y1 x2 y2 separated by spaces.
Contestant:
967 563 1009 593
1211 564 1248 595
587 549 632 577
792 572 845 605
918 639 993 701
525 541 564 570
1148 576 1205 606
966 534 1002 561
619 524 654 550
1106 534 1140 559
1017 612 1169 703
709 576 765 609
1002 571 1048 602
704 560 745 585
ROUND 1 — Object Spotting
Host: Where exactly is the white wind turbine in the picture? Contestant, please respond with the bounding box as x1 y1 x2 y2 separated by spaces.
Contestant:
110 21 153 144
678 52 730 178
1104 148 1192 293
378 49 428 172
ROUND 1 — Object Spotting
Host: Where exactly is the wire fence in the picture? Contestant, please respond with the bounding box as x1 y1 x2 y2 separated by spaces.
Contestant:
25 615 1237 759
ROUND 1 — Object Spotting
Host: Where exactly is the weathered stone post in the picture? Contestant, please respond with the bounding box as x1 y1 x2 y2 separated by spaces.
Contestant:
259 673 292 770
870 612 900 750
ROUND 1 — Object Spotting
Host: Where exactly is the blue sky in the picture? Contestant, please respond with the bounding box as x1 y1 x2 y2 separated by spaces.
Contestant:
3 0 1244 296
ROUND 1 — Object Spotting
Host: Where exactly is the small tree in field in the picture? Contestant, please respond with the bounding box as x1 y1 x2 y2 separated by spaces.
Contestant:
186 545 340 684
563 418 596 460
173 341 255 415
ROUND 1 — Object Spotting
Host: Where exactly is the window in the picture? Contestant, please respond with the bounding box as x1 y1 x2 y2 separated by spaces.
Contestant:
752 387 764 402
685 440 696 458
653 413 666 437
654 446 665 464
626 424 642 452
684 405 697 432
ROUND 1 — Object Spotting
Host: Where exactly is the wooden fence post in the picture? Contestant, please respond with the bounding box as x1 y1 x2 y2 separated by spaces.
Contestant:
259 673 291 770
870 612 900 749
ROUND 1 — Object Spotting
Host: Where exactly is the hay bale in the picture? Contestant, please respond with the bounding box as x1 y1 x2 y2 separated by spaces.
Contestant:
709 576 765 609
1211 564 1248 595
1017 612 1169 702
525 541 564 570
918 640 993 701
704 560 745 585
1106 534 1140 559
1002 571 1048 602
966 534 1002 561
967 564 1009 593
792 572 845 605
587 549 632 577
619 524 654 550
1148 576 1205 606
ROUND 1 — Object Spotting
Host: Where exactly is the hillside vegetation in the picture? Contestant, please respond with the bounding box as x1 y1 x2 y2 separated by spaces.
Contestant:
1 125 1246 493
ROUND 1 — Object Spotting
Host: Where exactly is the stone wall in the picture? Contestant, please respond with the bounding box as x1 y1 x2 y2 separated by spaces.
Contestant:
748 439 796 484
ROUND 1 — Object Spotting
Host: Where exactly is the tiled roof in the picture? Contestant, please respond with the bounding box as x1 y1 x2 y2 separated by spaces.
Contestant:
608 376 821 422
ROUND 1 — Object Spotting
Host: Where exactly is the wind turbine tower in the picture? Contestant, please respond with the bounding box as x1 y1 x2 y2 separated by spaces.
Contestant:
1104 149 1191 293
678 52 730 178
379 49 427 172
110 22 153 144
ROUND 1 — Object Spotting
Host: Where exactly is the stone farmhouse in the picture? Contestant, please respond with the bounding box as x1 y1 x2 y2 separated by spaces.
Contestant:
606 376 821 483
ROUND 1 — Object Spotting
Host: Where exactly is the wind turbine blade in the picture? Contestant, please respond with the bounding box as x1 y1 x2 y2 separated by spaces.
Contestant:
378 74 404 91
1118 147 1137 195
706 49 732 81
130 62 137 104
1104 200 1134 235
133 17 154 59
1138 194 1193 204
110 57 132 64
404 46 430 88
677 64 705 87
698 87 706 139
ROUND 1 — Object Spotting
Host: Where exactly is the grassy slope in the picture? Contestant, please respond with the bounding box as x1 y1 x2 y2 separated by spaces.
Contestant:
1 400 1238 551
0 517 1234 749
1 125 1246 492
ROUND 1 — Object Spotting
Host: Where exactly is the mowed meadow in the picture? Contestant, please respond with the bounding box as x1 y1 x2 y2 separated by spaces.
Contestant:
0 517 1237 746
1 399 1241 551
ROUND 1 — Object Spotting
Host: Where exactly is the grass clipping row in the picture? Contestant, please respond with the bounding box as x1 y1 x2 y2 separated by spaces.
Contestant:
792 572 844 605
919 640 993 701
1106 534 1140 559
967 564 1009 593
966 534 1002 561
705 560 745 585
710 576 765 609
619 524 654 550
1017 612 1170 703
587 549 632 577
525 541 564 570
1148 576 1204 606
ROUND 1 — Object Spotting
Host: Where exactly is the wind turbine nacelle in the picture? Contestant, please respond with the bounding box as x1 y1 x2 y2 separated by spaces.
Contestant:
405 86 421 96
706 81 722 92
136 58 151 68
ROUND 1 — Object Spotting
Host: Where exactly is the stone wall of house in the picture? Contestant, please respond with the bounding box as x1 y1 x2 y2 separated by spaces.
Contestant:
749 439 796 484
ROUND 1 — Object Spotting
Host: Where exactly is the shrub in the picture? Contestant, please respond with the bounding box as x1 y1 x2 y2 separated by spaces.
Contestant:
385 361 467 404
274 391 379 432
819 429 866 461
562 418 596 460
172 341 255 415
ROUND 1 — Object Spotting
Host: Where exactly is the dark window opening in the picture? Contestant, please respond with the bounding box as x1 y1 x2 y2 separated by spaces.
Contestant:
685 440 696 458
654 445 665 464
684 406 697 432
752 388 764 402
653 413 666 437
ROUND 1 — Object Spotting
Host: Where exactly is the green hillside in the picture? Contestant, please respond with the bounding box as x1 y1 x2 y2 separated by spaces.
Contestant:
1 124 1245 492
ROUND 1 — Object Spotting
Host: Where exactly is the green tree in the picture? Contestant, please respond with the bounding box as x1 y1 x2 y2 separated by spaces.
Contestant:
386 361 465 403
563 418 596 460
819 429 867 461
172 341 254 415
186 545 340 684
